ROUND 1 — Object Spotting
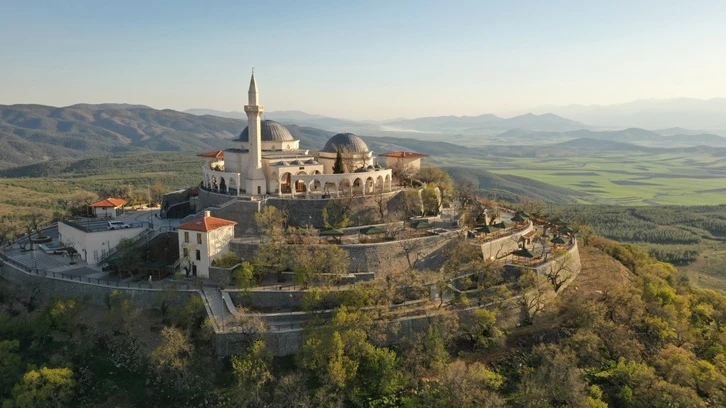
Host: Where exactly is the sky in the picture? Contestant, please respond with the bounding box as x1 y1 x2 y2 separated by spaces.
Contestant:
1 0 725 120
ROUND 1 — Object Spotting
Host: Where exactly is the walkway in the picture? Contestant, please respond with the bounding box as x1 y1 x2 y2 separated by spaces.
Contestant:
202 287 231 328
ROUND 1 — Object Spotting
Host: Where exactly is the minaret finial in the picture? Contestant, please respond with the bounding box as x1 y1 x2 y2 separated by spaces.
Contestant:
252 66 255 74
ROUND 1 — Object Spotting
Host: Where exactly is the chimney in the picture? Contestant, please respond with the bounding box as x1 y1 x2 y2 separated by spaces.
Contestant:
204 210 211 217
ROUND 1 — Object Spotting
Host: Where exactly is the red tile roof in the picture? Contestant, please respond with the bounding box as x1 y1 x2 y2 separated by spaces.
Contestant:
178 216 237 232
90 198 127 208
378 151 428 158
197 150 224 158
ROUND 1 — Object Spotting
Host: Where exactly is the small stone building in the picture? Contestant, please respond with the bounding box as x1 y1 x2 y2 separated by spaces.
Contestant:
90 198 127 219
177 211 236 278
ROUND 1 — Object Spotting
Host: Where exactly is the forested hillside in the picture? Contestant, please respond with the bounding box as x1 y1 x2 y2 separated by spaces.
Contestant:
3 236 726 406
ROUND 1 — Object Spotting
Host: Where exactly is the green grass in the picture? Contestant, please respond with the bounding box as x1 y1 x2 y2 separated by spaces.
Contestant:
436 150 726 205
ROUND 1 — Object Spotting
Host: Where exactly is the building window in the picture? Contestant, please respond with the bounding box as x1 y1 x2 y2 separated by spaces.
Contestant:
197 233 202 244
257 186 261 194
195 250 201 261
184 231 189 243
183 248 189 258
93 250 98 261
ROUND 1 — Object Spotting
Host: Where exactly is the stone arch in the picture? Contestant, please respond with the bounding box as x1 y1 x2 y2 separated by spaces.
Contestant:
296 170 307 175
212 175 218 191
384 174 392 191
324 180 337 197
280 172 292 194
219 177 227 193
228 178 237 195
339 179 352 196
353 177 364 195
376 175 384 192
312 170 322 175
205 174 211 189
308 179 322 194
365 176 375 195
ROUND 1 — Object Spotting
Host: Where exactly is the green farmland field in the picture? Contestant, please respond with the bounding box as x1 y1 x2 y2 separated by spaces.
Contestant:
437 151 726 205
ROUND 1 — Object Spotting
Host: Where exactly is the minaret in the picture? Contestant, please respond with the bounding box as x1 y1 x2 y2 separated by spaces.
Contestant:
244 71 266 195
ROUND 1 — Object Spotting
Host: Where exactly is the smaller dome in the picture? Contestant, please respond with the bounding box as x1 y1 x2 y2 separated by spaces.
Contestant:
290 160 304 165
322 133 369 153
277 161 290 166
374 164 383 169
305 159 318 165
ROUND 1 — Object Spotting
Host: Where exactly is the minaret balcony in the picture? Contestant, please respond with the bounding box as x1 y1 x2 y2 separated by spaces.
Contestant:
244 105 264 113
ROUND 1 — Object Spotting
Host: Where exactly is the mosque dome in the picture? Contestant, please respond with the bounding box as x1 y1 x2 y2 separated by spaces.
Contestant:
322 133 369 153
239 120 294 142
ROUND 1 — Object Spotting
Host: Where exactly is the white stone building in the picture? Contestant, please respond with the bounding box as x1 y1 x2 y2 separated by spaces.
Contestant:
58 221 144 266
199 73 394 198
177 211 236 278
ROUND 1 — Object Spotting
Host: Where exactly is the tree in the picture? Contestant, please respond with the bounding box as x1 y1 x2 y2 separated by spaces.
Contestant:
150 326 195 391
0 340 24 397
7 367 76 408
232 261 257 288
390 160 416 187
421 187 441 216
322 199 353 229
544 250 574 292
454 178 479 210
459 308 503 350
69 191 99 217
293 244 350 286
515 345 604 408
149 180 166 206
19 213 45 251
0 218 21 253
518 270 553 325
420 360 505 408
333 149 345 174
231 340 273 404
254 206 290 281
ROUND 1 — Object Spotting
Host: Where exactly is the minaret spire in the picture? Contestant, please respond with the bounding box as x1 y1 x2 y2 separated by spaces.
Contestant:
244 70 266 195
248 69 259 105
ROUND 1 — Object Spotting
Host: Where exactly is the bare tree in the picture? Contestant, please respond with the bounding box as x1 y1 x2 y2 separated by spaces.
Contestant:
390 160 417 187
544 251 574 292
399 237 425 270
518 270 552 325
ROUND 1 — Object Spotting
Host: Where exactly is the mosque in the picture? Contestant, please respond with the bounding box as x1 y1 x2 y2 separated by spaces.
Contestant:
198 73 394 198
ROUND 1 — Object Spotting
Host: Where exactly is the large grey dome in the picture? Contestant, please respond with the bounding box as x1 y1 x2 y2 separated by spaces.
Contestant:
239 120 294 142
322 133 369 153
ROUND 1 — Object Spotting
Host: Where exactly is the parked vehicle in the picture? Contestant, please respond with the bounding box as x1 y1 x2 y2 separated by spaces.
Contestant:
107 221 131 230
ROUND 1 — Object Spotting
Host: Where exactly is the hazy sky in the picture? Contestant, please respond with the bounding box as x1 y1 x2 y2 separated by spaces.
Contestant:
1 0 725 119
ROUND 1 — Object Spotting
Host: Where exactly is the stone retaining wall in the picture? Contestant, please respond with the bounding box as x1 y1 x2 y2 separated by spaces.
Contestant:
478 223 535 260
230 231 458 274
0 263 197 309
215 241 582 357
197 190 406 234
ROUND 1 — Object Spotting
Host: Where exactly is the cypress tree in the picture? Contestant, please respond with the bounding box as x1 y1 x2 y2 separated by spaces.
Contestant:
333 149 345 174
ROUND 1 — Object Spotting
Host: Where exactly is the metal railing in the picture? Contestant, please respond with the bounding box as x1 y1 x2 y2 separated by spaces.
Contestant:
97 228 158 264
0 255 193 291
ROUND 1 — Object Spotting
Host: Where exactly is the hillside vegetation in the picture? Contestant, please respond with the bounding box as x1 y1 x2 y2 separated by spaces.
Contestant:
4 234 726 406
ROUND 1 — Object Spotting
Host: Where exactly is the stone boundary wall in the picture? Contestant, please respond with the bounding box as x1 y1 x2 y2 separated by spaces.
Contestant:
230 231 458 274
0 262 197 309
197 190 406 234
503 240 581 282
479 223 534 260
215 241 582 357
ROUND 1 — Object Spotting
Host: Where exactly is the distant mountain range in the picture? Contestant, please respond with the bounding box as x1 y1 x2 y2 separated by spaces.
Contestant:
532 98 726 132
185 109 588 134
2 103 725 170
